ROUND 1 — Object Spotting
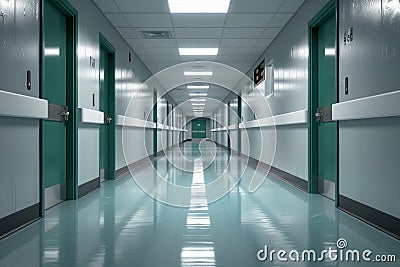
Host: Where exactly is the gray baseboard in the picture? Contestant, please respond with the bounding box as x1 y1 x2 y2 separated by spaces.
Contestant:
0 203 40 239
235 150 308 192
78 177 100 198
339 195 400 240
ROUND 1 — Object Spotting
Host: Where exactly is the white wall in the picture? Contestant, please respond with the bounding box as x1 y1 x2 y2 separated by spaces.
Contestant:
0 0 40 218
242 0 329 180
338 0 400 219
67 0 154 184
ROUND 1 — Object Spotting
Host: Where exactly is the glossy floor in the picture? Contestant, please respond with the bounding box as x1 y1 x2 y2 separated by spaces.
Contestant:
0 141 399 266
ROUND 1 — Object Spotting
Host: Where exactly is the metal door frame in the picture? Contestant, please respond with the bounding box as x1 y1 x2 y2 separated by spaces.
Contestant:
40 0 78 215
308 0 339 206
99 33 116 180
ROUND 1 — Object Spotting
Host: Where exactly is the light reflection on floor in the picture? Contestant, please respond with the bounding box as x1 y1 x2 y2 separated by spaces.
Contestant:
0 141 399 267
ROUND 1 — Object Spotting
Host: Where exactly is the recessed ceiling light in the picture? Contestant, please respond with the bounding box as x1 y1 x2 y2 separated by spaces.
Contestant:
168 0 230 13
187 85 210 89
189 93 208 97
190 99 206 102
179 48 219 56
184 71 213 76
192 103 205 106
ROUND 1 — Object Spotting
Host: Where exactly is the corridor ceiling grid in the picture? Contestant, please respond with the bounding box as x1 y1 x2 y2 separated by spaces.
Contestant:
93 0 306 74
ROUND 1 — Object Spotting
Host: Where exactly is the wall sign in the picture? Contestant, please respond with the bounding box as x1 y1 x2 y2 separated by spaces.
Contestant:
254 59 265 86
90 56 96 68
344 27 353 45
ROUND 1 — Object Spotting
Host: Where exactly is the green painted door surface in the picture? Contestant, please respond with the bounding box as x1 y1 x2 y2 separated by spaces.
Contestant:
317 14 337 185
192 119 206 138
43 0 67 189
99 47 109 179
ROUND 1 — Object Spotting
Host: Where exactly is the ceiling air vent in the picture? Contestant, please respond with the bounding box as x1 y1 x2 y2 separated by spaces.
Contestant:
140 31 173 39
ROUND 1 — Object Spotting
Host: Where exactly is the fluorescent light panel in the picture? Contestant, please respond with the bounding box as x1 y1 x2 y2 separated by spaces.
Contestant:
189 93 208 97
192 103 205 106
168 0 230 13
184 71 213 76
190 99 206 102
179 48 218 56
187 85 210 89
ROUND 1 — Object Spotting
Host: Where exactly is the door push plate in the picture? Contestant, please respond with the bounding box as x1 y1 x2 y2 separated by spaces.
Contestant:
315 105 333 123
47 103 69 122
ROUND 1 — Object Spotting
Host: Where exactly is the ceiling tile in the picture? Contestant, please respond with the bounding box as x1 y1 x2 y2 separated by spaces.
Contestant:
177 39 220 47
174 28 223 39
225 14 274 27
145 48 179 56
126 38 144 48
117 28 139 38
180 55 218 62
222 28 264 39
253 38 273 48
115 0 169 13
220 39 258 48
260 27 281 39
228 0 284 13
268 13 292 27
124 14 172 28
140 39 177 48
217 55 254 61
106 14 130 27
93 0 120 13
278 0 305 13
218 48 249 56
172 14 226 27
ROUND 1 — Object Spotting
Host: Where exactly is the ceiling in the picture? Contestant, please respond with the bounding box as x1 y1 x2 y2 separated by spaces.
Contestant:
93 0 306 117
93 0 305 74
167 84 234 117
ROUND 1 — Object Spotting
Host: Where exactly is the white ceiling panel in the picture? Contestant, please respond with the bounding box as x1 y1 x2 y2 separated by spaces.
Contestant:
260 27 282 39
106 14 130 27
93 0 120 13
278 0 306 13
140 39 177 48
126 39 145 48
218 48 249 56
172 14 226 27
180 55 218 62
174 28 223 39
228 0 284 13
145 48 179 56
253 38 273 48
225 14 274 28
220 39 258 48
117 28 139 38
124 14 172 28
222 27 264 39
268 13 293 27
115 0 170 13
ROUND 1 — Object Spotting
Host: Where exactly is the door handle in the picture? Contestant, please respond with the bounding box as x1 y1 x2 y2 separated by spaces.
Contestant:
104 114 112 125
60 108 70 122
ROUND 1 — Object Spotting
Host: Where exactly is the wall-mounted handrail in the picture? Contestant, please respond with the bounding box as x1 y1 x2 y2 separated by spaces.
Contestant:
0 90 48 119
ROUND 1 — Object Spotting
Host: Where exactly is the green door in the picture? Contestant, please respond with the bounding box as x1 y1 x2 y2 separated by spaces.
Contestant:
99 47 109 181
316 14 337 200
42 0 68 209
192 119 206 139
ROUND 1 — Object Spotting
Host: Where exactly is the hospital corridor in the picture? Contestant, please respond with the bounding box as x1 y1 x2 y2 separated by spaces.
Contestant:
0 0 399 266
